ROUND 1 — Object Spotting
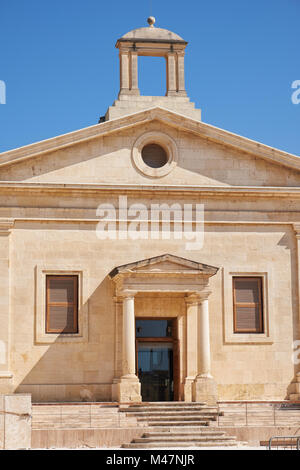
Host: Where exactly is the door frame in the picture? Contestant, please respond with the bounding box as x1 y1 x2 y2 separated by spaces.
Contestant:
135 317 180 401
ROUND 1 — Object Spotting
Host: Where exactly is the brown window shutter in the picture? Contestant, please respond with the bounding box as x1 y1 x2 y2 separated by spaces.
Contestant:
233 277 263 333
46 276 78 334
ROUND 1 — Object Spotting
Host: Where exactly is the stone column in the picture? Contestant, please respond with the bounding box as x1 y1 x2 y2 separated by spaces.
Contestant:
193 291 218 405
184 295 199 401
117 292 141 402
0 220 14 394
177 52 187 97
119 50 130 96
122 295 136 377
129 51 140 96
166 52 177 96
112 297 122 401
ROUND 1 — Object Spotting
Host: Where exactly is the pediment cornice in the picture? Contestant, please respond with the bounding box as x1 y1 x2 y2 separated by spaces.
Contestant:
109 254 219 279
0 107 299 173
109 254 219 297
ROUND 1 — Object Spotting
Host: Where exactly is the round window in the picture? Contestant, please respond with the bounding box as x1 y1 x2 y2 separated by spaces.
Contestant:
141 143 168 169
132 131 178 178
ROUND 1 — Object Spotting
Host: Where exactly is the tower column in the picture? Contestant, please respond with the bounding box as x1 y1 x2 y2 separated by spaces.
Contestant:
130 51 140 95
119 50 130 96
177 52 187 97
166 52 177 96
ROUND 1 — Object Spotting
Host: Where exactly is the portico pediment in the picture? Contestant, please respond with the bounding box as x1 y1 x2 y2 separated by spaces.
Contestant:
109 254 218 296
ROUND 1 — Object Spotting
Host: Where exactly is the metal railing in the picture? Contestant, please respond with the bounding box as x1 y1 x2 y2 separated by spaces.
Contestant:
267 436 300 450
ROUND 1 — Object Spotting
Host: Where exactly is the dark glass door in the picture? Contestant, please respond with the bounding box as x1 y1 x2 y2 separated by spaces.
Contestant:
137 341 174 402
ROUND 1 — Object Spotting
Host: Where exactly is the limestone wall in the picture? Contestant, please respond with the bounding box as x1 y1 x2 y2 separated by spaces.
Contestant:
0 116 299 402
0 394 31 449
4 215 298 402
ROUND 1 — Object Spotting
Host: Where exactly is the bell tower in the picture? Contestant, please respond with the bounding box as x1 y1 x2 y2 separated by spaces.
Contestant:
105 18 201 121
117 16 188 98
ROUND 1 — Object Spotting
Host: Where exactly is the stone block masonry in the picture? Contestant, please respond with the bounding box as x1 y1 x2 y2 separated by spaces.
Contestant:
0 394 31 449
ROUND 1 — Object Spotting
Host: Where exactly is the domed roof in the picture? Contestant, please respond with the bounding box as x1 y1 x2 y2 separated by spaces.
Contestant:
118 18 187 44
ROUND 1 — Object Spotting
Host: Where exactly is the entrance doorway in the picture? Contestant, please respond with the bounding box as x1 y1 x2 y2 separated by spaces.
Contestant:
136 318 179 402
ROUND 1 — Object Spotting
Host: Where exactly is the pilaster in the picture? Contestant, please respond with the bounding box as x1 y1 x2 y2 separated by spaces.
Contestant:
192 290 218 405
184 294 200 401
289 225 300 400
0 219 14 393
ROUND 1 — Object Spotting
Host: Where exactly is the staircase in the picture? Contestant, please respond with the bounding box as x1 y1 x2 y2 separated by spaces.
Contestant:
119 402 240 448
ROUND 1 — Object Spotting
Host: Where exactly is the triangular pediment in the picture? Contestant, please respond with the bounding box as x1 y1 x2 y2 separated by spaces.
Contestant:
0 107 299 172
109 254 219 278
0 107 299 189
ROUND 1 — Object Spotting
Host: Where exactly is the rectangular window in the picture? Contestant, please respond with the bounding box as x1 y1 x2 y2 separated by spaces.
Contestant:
233 277 263 333
46 275 78 334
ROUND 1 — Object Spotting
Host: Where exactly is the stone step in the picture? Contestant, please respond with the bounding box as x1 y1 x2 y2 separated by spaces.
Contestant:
138 420 210 427
142 431 227 438
120 406 218 413
122 402 207 407
122 441 238 449
126 411 219 417
133 435 235 443
137 415 216 422
143 425 215 432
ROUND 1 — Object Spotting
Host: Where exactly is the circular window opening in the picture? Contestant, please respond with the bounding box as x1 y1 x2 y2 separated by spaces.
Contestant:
141 143 168 169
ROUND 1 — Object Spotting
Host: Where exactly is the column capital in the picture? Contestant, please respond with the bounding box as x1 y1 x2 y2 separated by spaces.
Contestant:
185 293 202 306
293 224 300 239
185 290 212 304
119 291 137 300
199 290 212 301
119 48 131 55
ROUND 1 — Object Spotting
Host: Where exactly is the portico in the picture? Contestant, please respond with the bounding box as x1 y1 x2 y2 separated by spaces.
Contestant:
109 254 219 404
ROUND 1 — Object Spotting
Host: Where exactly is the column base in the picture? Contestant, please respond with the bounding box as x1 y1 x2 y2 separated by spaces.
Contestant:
166 90 187 97
118 89 140 97
192 375 218 405
117 375 142 403
183 376 196 402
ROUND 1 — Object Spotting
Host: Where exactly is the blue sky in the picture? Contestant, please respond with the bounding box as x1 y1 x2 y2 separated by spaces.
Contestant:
0 0 299 155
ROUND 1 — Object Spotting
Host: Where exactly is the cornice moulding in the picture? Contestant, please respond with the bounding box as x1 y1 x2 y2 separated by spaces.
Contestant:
0 182 300 198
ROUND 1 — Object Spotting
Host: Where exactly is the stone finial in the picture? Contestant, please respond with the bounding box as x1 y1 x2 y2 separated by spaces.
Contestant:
147 16 156 27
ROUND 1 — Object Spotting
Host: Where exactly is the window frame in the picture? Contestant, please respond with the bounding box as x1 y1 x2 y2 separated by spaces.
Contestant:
45 275 79 334
132 131 178 178
223 269 273 345
232 276 264 334
35 266 88 344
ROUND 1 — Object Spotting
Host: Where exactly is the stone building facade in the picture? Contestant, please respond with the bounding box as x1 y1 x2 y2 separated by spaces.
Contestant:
0 19 300 404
